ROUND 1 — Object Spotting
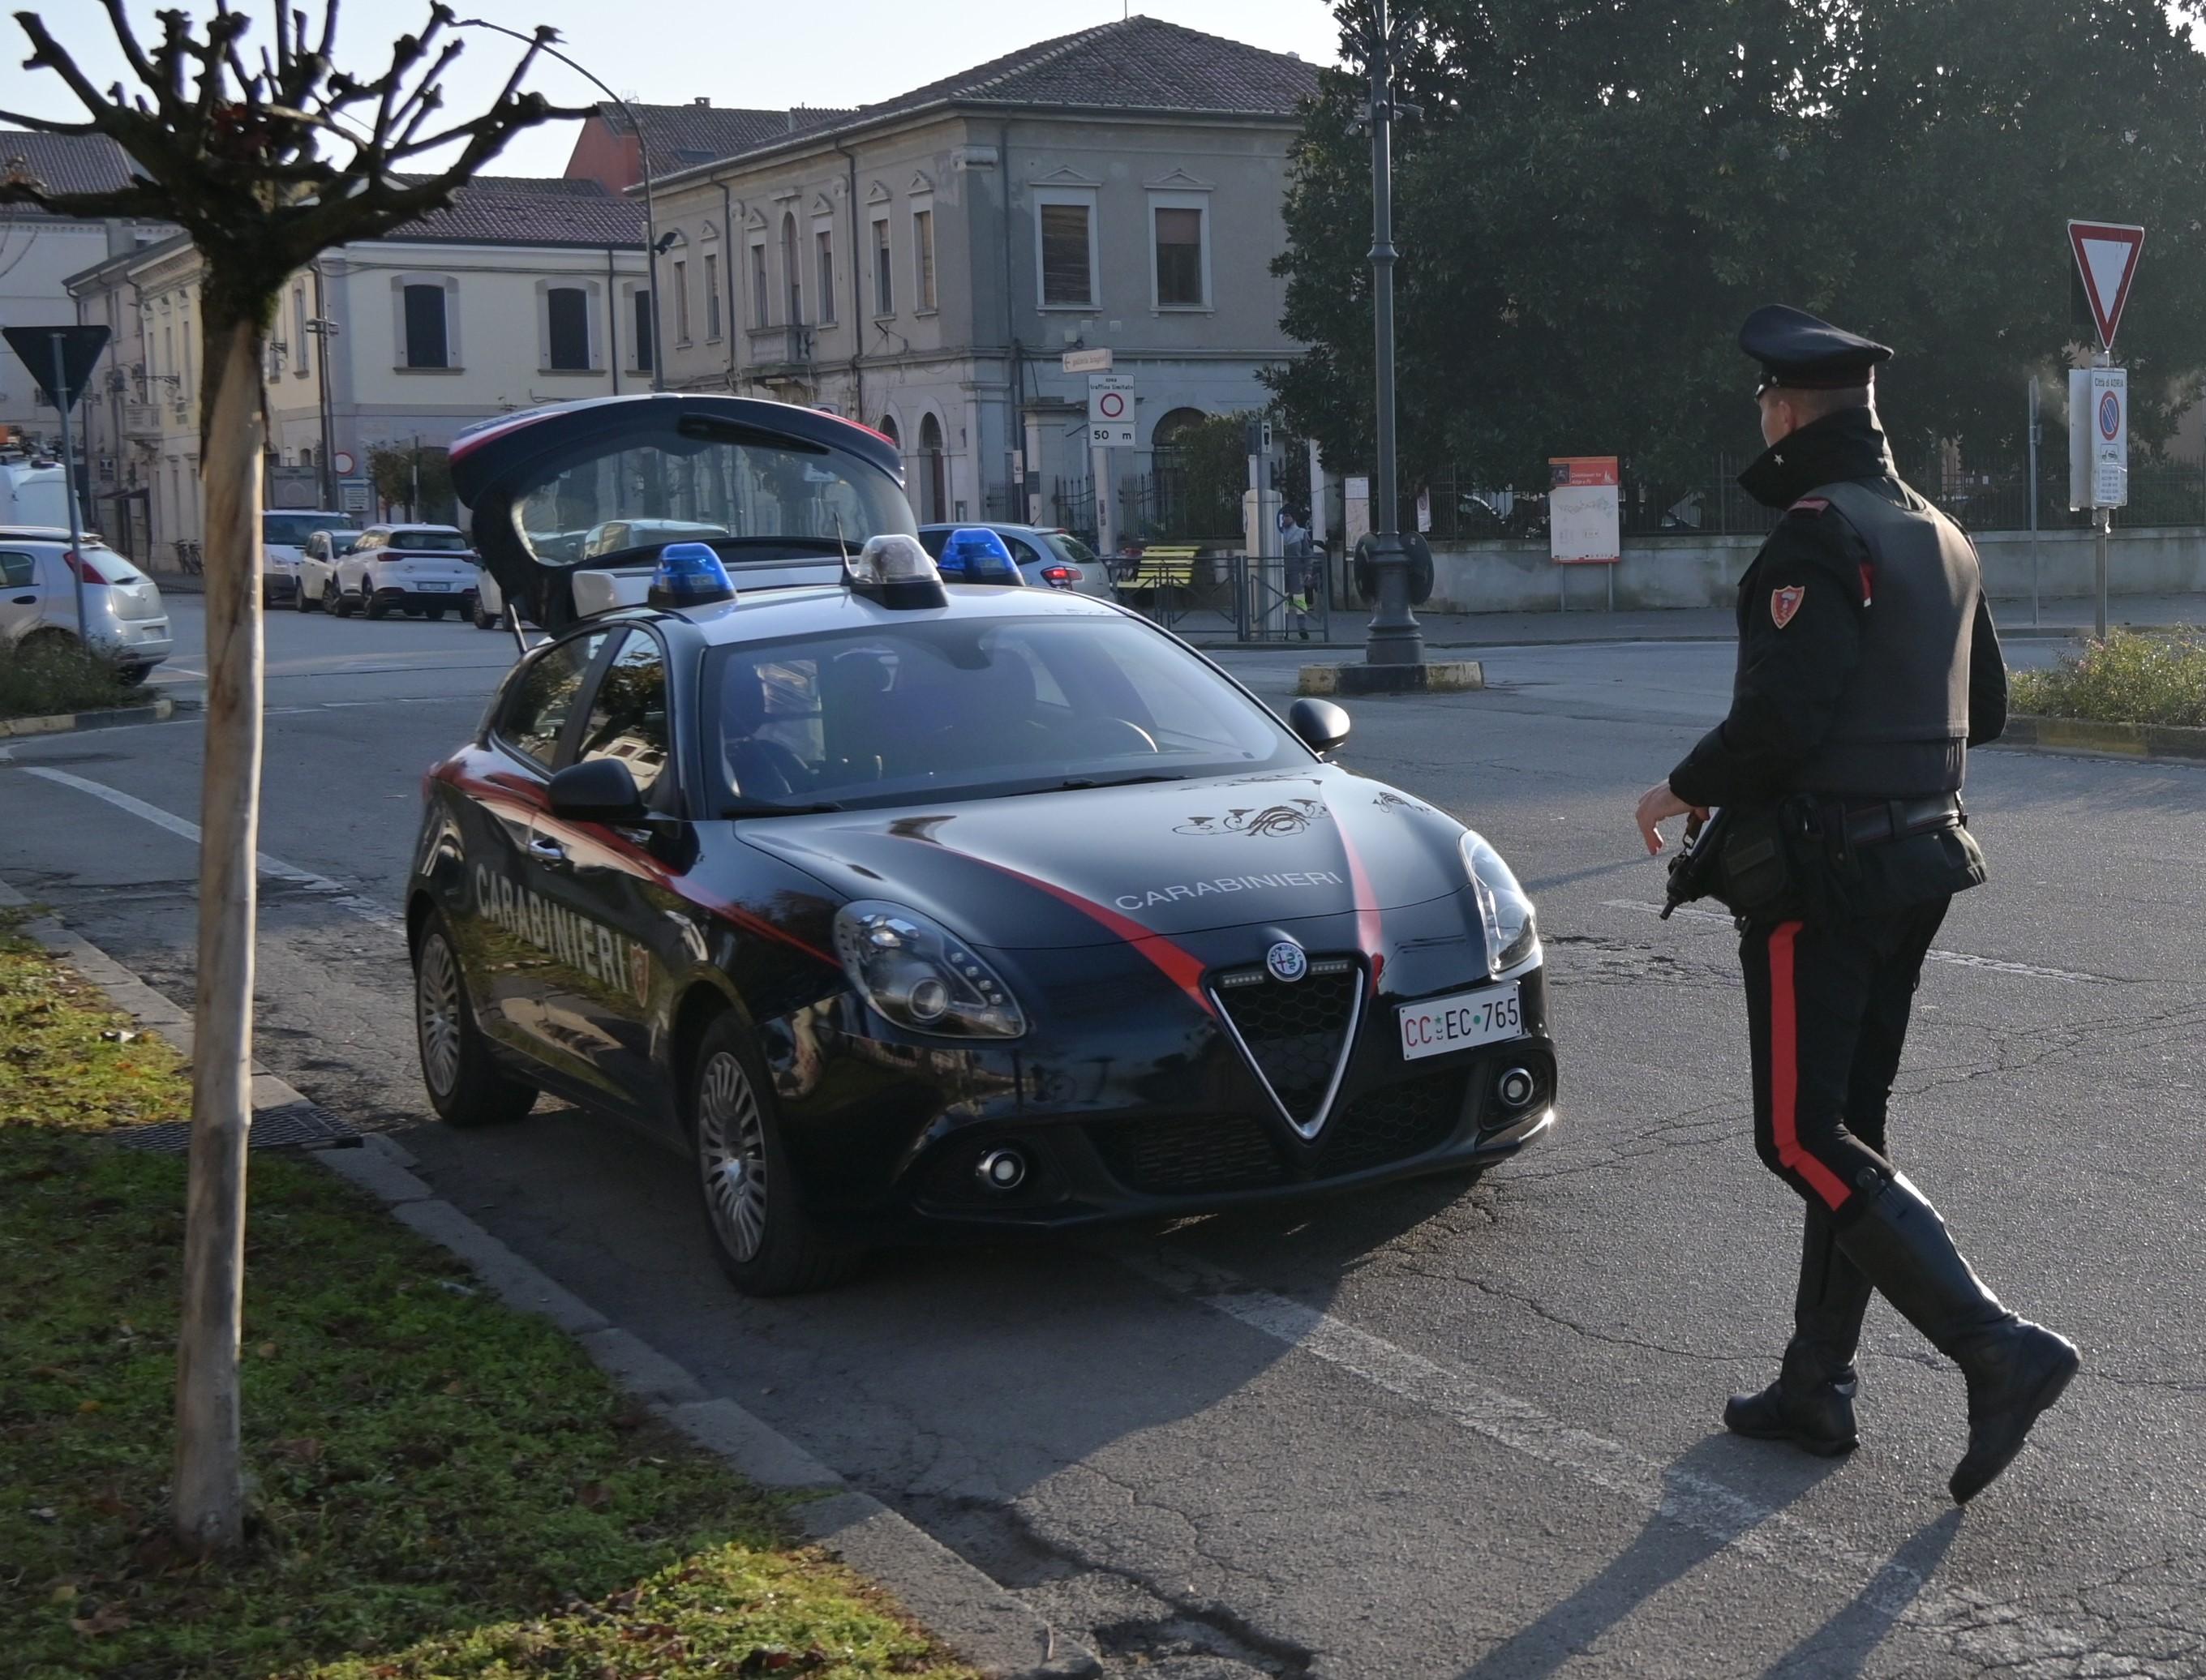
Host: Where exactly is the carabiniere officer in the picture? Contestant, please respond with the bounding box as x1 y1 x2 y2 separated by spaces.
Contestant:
1633 305 2079 1503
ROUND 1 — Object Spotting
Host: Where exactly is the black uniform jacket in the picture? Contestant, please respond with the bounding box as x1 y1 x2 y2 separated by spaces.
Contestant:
1668 408 2007 812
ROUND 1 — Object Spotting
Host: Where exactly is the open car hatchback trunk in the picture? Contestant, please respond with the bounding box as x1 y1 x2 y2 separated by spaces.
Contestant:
448 394 913 630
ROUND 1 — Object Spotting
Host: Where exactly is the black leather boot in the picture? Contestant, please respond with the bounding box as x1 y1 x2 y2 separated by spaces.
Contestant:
1835 1172 2079 1503
1725 1201 1873 1455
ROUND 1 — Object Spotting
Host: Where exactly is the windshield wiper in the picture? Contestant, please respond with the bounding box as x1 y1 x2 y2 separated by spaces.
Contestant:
1006 772 1187 797
722 795 845 817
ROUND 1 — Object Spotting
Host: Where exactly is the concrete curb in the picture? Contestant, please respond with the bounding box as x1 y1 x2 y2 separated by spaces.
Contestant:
0 695 175 738
1998 714 2206 764
0 878 1100 1680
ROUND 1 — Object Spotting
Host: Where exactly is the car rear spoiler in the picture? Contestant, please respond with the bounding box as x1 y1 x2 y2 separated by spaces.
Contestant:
448 393 903 631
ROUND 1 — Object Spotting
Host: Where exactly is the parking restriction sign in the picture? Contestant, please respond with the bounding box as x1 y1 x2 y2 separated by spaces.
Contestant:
2068 366 2127 510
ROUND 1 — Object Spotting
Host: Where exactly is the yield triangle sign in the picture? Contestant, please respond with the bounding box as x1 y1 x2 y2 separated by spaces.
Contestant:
2 323 110 413
2067 221 2145 352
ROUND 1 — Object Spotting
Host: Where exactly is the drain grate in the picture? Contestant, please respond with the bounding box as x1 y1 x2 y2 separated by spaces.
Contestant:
109 1100 363 1154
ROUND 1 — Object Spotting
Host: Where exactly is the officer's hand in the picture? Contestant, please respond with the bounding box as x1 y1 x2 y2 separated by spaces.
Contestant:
1634 782 1705 855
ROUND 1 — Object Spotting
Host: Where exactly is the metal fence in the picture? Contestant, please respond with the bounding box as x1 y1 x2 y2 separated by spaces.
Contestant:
1413 455 2206 543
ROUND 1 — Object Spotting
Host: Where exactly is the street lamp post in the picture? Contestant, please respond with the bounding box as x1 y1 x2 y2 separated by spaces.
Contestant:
456 20 664 392
305 266 338 511
1358 0 1425 666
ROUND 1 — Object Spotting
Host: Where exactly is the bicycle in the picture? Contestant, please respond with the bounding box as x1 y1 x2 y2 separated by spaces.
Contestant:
172 538 203 575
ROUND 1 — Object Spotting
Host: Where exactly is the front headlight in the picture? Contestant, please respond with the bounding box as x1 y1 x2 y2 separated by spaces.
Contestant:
832 900 1026 1039
1461 832 1539 975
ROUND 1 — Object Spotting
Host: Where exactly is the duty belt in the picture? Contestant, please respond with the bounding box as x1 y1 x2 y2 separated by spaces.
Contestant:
1830 795 1964 848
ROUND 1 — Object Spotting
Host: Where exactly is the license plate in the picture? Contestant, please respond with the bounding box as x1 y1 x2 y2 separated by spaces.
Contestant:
416 581 450 591
1397 981 1523 1062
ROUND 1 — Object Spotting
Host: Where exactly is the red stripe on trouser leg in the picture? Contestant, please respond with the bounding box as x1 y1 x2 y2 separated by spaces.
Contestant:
1768 921 1854 1211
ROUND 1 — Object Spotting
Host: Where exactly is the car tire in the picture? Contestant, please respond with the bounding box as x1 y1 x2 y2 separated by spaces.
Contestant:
294 579 315 612
689 1011 858 1296
328 579 350 616
472 599 498 631
366 593 391 620
114 663 150 688
425 605 447 621
413 911 536 1127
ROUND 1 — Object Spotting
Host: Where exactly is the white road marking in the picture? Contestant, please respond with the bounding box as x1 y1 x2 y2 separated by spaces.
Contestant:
1123 1249 2107 1673
1601 899 2105 983
14 765 403 934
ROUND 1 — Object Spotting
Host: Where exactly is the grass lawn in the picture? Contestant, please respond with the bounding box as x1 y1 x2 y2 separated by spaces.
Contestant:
0 915 977 1680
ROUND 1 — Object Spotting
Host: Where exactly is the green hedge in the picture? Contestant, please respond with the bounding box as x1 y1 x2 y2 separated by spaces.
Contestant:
2010 628 2206 729
0 639 136 721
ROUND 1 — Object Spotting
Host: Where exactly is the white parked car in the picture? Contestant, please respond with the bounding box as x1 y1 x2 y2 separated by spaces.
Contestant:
307 523 479 619
261 509 358 607
0 527 172 683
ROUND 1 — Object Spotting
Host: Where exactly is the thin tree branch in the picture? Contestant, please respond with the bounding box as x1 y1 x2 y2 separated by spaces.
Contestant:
96 0 158 92
0 105 100 135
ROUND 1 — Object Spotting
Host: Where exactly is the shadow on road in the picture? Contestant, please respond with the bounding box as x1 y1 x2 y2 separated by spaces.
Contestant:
1758 1510 1961 1678
1454 1436 1849 1679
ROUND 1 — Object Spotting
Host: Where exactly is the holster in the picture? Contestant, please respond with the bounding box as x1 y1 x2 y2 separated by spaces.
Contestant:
1666 797 1830 924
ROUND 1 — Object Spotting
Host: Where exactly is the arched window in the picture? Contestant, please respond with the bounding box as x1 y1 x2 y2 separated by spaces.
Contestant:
917 413 946 525
878 414 900 446
781 212 802 326
1151 406 1208 449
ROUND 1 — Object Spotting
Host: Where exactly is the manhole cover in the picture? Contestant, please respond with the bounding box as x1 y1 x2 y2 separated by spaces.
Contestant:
110 1099 362 1154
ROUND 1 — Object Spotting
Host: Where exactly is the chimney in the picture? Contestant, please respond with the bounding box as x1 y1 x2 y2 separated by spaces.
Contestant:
694 95 710 106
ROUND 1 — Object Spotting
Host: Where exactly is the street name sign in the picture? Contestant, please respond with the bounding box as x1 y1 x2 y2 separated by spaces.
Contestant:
1088 373 1136 447
1062 347 1114 374
2068 221 2145 352
2069 366 2127 511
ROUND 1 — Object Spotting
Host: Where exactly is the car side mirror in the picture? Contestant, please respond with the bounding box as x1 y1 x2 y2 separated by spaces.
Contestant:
1288 696 1351 755
547 756 646 822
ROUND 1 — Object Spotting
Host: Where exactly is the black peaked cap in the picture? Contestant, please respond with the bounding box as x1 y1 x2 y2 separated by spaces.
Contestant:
1740 304 1892 394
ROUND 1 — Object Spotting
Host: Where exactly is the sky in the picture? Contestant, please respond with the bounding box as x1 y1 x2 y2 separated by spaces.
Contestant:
0 0 1347 178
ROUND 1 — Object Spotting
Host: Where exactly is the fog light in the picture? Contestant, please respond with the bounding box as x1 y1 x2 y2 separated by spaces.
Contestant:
1496 1067 1538 1109
975 1147 1028 1191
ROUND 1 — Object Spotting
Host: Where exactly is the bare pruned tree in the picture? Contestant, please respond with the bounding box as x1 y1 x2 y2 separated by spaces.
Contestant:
0 0 582 1554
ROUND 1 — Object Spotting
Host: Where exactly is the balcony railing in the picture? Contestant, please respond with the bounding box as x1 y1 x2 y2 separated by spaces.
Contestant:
745 324 814 373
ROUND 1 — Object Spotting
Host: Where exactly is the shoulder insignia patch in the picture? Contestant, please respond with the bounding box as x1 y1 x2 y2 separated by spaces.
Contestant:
1770 585 1806 629
1789 495 1830 514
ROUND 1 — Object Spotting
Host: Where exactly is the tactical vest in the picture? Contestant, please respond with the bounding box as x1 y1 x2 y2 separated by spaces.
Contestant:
1788 479 1976 798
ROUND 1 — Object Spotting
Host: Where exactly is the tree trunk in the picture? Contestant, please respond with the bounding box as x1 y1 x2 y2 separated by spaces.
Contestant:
172 310 266 1554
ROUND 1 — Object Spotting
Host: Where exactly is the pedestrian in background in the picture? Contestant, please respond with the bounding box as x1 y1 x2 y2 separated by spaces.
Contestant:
1634 305 2078 1503
1280 508 1314 642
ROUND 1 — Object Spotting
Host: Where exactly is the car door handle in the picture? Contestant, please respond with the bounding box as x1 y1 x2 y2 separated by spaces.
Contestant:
10 594 32 604
527 835 568 864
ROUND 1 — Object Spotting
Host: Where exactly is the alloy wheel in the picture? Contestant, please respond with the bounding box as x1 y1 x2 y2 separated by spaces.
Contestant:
697 1050 769 1262
415 933 463 1098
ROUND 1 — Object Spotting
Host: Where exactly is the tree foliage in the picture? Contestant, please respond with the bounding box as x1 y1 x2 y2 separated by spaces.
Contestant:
367 443 456 522
1268 0 2206 491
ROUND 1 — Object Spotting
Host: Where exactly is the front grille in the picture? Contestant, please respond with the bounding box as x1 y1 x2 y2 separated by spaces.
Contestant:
1213 961 1358 1129
1317 1072 1469 1176
1090 1112 1287 1197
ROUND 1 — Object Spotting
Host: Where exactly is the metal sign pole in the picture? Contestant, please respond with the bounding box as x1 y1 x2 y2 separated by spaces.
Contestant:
2027 375 2040 628
49 334 89 640
2094 346 2111 641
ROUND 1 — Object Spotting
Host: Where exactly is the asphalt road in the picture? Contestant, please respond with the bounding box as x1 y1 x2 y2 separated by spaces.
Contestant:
6 598 2203 1678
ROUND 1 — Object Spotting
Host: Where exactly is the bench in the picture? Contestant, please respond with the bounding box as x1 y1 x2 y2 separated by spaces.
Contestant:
1119 545 1200 590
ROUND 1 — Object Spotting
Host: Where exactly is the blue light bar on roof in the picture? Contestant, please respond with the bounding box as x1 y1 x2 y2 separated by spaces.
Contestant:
938 526 1022 585
648 541 735 609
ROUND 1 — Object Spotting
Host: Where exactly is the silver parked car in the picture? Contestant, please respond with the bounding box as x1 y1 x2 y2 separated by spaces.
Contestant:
0 528 172 684
916 523 1117 599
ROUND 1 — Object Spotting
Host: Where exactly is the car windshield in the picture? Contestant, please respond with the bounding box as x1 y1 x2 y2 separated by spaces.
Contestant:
388 529 471 552
703 615 1305 812
1050 533 1099 564
513 429 909 567
264 513 349 546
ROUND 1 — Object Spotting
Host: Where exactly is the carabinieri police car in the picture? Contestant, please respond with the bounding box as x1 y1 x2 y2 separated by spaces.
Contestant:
409 394 1556 1293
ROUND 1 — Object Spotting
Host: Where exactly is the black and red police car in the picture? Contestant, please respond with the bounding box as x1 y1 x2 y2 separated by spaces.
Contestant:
409 394 1556 1292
